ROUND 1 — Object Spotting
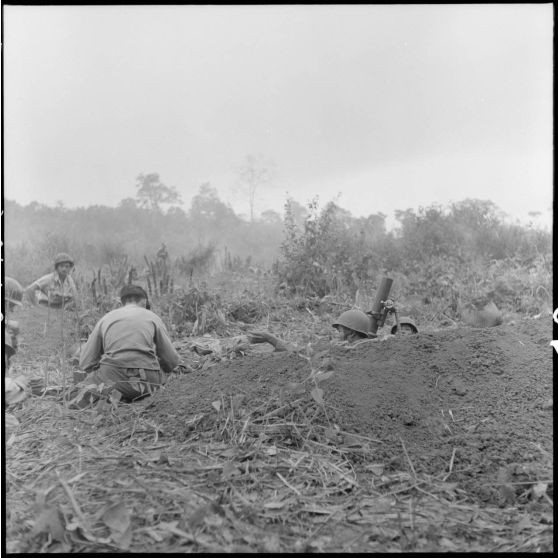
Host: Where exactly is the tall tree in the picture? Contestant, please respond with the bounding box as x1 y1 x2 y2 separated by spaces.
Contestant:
135 173 182 211
235 154 274 222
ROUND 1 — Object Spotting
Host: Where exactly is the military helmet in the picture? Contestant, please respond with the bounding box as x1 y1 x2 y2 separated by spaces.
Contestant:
120 284 150 309
54 253 74 268
332 309 371 336
4 277 23 306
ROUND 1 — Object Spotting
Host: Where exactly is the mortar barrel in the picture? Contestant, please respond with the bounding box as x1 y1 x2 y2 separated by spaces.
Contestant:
369 276 393 333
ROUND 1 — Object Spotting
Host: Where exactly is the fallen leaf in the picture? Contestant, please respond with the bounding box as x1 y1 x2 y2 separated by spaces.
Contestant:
204 514 224 528
158 521 195 541
220 448 238 458
342 433 362 447
499 484 516 504
265 446 278 456
95 399 109 414
532 482 548 499
109 390 122 407
31 506 66 542
439 537 459 551
324 427 338 442
364 463 384 476
101 502 131 534
189 503 223 529
111 525 132 550
212 400 222 412
285 382 305 394
264 501 286 509
314 370 335 382
311 387 324 404
222 529 234 543
4 413 20 429
262 534 281 552
144 527 164 542
221 461 240 480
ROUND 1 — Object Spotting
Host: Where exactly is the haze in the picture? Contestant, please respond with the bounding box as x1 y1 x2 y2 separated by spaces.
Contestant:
2 4 553 228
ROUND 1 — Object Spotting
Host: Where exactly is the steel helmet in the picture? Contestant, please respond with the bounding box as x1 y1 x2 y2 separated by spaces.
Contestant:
332 309 371 336
4 277 23 306
54 253 74 268
120 284 150 309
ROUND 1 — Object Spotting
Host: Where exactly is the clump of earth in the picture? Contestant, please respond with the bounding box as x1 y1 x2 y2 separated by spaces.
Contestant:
153 317 553 505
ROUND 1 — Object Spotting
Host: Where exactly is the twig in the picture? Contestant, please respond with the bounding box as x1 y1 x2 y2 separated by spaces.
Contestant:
399 437 417 479
276 471 302 496
57 471 88 526
442 448 457 481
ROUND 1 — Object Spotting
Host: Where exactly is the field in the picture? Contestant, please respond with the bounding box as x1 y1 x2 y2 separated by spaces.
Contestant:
3 272 553 553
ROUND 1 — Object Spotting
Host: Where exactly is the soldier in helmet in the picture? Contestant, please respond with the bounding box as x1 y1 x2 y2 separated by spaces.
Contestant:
69 284 182 409
25 253 79 309
243 309 374 353
331 309 373 345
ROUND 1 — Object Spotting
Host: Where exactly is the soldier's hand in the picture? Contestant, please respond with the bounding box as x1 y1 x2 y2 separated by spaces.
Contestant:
173 363 195 375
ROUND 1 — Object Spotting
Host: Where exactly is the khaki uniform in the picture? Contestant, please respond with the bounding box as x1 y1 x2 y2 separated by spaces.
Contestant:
30 271 78 308
73 304 180 407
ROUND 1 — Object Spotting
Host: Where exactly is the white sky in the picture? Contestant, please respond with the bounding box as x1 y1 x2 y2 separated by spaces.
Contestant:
2 4 554 228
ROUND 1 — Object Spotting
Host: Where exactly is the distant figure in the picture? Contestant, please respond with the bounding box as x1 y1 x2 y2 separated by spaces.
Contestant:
156 243 169 263
72 285 182 409
25 253 78 309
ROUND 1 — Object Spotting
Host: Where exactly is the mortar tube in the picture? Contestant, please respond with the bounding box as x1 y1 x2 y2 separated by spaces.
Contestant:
368 276 393 334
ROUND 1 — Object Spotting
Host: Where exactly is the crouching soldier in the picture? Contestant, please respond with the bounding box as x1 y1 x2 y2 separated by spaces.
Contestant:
25 253 79 309
70 285 182 409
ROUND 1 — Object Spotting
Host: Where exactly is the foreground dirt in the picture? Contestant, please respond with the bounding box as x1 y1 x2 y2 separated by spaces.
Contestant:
156 317 553 506
6 305 553 551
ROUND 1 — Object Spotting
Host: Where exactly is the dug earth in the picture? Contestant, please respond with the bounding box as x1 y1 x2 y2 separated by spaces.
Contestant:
154 316 553 507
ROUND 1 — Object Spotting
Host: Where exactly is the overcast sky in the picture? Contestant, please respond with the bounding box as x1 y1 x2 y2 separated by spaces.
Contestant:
2 4 553 228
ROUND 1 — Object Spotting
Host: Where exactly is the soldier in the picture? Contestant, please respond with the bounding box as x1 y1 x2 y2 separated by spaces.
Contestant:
4 279 28 426
331 310 373 345
4 276 24 313
195 309 376 359
3 277 23 354
25 253 79 309
70 284 182 408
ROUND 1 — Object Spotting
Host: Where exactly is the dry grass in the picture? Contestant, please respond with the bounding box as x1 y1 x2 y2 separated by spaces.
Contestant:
4 295 553 552
5 374 553 553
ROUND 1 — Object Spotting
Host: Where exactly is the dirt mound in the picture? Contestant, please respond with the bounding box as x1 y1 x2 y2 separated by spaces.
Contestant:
153 317 553 505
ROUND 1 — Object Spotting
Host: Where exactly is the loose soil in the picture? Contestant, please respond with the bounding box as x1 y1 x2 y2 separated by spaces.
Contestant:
6 304 554 552
155 316 553 505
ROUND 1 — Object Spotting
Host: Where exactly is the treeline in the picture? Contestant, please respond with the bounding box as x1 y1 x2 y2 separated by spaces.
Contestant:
2 183 292 280
276 198 552 316
3 191 551 317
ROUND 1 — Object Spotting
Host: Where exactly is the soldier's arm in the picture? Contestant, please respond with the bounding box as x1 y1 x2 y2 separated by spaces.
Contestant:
79 320 103 371
154 320 181 373
24 283 39 305
24 274 49 305
247 330 297 352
